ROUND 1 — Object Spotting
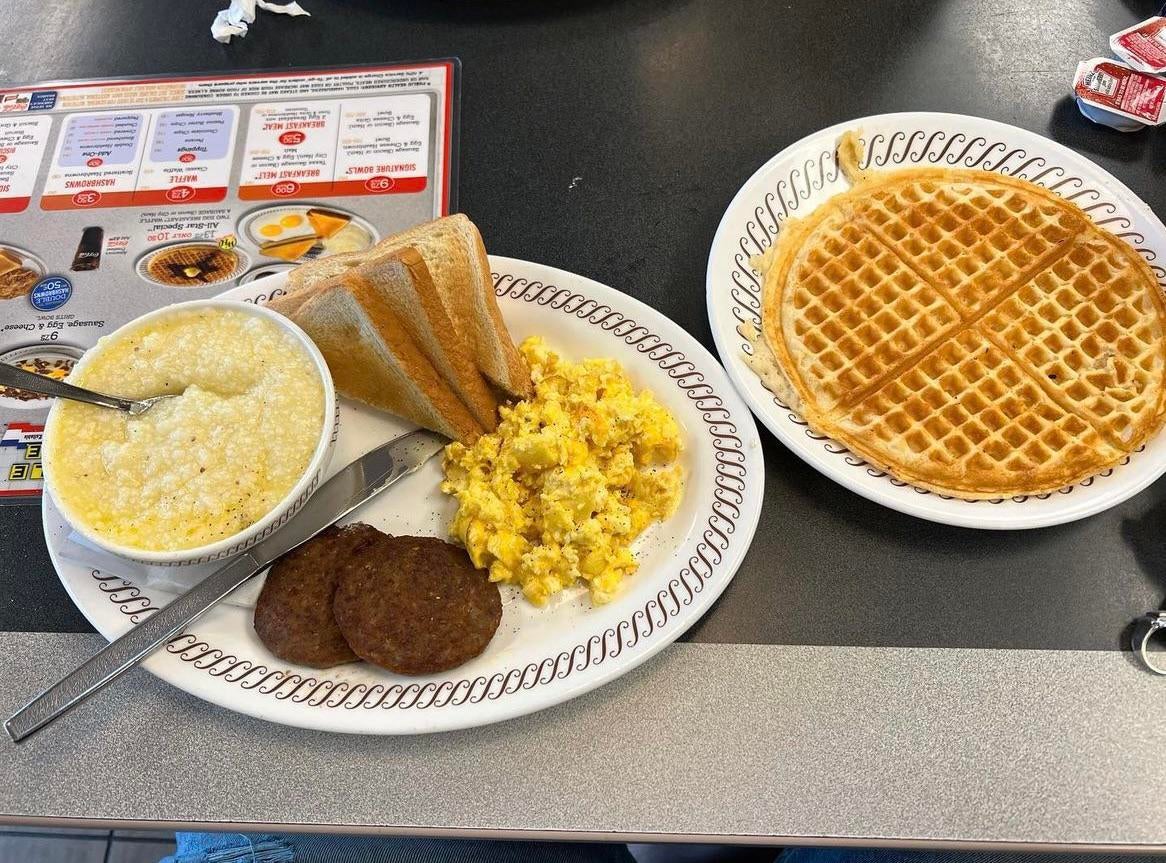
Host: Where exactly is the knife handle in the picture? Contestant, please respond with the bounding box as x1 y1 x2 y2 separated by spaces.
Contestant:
4 552 264 742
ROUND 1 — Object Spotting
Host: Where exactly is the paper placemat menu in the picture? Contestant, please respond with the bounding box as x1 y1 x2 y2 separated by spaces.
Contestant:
0 60 460 501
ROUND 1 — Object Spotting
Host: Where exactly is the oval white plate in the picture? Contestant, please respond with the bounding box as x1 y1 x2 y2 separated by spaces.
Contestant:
707 112 1166 530
45 256 764 734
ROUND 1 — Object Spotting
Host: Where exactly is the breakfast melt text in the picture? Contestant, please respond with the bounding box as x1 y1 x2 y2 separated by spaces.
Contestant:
45 308 325 551
442 337 684 606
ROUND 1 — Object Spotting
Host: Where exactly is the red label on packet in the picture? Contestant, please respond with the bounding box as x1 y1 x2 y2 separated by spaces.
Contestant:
1111 17 1166 75
1073 59 1166 126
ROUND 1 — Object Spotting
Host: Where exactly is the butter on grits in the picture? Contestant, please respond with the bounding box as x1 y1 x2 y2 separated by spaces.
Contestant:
441 337 684 606
45 307 324 552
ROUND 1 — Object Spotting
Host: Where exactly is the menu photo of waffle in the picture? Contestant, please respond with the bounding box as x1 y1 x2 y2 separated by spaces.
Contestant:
0 245 46 300
136 241 250 288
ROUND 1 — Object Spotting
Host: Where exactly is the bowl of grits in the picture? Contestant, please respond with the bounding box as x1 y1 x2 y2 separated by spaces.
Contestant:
43 299 336 565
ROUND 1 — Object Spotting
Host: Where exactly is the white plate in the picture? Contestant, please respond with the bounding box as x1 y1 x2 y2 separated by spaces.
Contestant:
707 112 1166 530
45 256 764 734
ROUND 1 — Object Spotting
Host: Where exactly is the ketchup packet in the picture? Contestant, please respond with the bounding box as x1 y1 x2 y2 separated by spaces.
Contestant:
1111 17 1166 75
1073 58 1166 130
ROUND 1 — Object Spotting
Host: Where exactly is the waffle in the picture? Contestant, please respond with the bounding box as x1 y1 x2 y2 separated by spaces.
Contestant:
751 145 1166 498
147 245 237 286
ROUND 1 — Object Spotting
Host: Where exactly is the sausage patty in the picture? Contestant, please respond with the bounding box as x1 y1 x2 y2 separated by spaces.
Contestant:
333 535 502 675
253 523 379 668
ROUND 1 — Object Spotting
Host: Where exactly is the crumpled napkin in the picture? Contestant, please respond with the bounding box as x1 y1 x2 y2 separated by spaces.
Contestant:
211 0 310 44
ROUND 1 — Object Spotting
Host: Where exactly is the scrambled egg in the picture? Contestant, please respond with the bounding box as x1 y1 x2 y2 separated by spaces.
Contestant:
442 337 684 605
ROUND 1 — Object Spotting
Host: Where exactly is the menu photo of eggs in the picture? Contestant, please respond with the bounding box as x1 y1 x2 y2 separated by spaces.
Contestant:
240 204 378 263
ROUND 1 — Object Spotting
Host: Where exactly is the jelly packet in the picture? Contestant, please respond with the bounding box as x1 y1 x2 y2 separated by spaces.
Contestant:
1073 58 1166 131
1111 17 1166 75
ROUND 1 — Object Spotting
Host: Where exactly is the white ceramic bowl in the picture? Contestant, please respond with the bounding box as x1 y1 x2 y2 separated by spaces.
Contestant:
43 299 337 566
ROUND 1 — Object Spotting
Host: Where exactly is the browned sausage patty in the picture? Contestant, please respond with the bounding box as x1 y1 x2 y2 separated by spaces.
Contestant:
333 535 502 675
253 523 380 668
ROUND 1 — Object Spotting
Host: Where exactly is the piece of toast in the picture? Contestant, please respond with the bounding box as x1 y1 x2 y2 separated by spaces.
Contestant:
350 249 499 431
292 274 484 444
286 215 532 397
267 284 323 319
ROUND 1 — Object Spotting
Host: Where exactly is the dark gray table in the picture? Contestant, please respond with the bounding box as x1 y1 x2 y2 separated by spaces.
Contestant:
2 0 1165 850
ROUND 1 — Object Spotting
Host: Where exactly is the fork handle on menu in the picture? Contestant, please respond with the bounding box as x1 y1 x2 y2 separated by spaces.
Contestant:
3 552 264 742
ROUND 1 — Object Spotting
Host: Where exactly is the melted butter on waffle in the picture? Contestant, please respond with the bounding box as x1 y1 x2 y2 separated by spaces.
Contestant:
752 137 1166 498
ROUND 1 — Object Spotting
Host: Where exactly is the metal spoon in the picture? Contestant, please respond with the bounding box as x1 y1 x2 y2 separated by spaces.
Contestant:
0 362 177 416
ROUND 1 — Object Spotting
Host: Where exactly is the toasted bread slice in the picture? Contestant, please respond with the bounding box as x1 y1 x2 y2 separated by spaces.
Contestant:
271 250 501 431
292 275 483 444
352 249 499 431
267 285 324 319
413 215 531 398
286 215 532 397
285 248 362 290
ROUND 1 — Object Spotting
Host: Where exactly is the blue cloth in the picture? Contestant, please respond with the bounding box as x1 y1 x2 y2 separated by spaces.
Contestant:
162 833 293 863
161 832 636 863
161 835 1166 863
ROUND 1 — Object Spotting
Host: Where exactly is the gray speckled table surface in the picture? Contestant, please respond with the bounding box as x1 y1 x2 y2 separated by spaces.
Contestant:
2 635 1164 850
3 0 1166 849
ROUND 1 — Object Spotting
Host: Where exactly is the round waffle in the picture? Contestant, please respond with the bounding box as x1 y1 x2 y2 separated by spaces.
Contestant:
145 243 239 287
754 161 1166 499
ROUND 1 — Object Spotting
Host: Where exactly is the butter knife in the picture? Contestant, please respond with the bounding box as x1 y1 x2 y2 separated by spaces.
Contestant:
5 428 447 742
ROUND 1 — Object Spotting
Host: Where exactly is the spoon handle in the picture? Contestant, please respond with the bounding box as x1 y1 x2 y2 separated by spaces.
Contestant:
0 361 135 412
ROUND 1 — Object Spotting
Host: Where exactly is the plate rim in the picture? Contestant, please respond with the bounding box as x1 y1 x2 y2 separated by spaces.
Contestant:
707 111 1166 530
45 255 765 734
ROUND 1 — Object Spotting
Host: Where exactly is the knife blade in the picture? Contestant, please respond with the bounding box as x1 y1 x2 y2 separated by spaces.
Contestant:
4 428 447 742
